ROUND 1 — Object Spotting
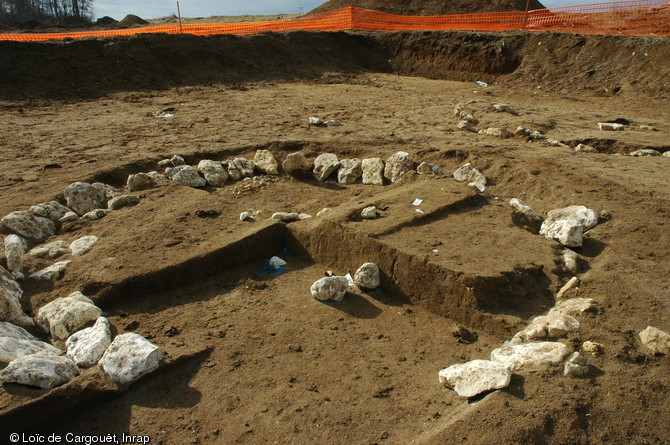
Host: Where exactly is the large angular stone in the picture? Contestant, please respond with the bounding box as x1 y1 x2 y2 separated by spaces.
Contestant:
127 173 157 192
108 194 140 210
37 292 102 340
66 317 112 368
563 352 590 377
310 276 349 302
29 201 70 222
478 127 514 138
1 211 55 243
282 152 312 173
69 235 99 257
30 260 71 281
453 163 486 192
361 158 385 185
639 326 670 355
92 183 121 201
384 151 414 183
28 240 69 259
549 298 597 317
4 234 26 280
197 160 229 187
0 321 39 341
491 342 572 372
313 153 340 182
0 354 79 389
338 158 363 184
229 158 255 179
439 360 512 398
0 265 32 326
253 150 279 175
0 337 63 364
98 333 163 384
544 206 598 231
509 198 543 234
168 166 207 188
540 219 584 248
354 263 380 290
63 182 108 216
511 313 580 343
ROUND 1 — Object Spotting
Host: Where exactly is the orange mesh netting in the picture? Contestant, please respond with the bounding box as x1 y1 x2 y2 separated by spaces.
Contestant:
0 0 668 41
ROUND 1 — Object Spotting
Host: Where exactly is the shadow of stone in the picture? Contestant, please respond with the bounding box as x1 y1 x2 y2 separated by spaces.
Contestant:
318 292 383 319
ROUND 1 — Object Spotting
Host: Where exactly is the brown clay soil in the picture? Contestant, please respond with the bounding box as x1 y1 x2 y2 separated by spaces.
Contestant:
310 0 546 15
0 30 669 445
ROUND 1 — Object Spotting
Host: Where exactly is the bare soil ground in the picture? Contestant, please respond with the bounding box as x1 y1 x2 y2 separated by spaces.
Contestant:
0 30 669 445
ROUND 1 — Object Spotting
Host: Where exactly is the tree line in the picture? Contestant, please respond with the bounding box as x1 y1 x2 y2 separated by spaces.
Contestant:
0 0 93 22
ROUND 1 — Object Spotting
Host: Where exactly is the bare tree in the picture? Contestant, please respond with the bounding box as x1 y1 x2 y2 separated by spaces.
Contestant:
0 0 92 21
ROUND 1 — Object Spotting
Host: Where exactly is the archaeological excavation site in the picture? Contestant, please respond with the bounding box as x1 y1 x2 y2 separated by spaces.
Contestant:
1 0 670 443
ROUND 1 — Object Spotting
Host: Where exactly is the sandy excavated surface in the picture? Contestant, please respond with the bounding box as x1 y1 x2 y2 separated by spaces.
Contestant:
1 73 670 444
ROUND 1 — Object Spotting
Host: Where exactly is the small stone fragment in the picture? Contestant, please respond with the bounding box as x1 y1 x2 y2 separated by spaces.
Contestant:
549 298 597 317
556 276 580 300
313 153 340 182
338 158 363 184
29 201 69 222
563 352 590 377
283 152 313 173
361 206 377 219
384 151 414 183
663 151 670 158
0 337 63 364
1 211 55 243
1 265 32 326
271 212 300 222
310 276 349 302
361 158 385 185
58 211 78 224
4 234 26 280
509 198 543 234
80 209 110 221
253 150 279 175
629 149 661 157
127 173 157 192
575 144 599 153
563 249 579 274
453 163 487 192
69 235 99 257
0 354 79 389
92 183 121 201
298 213 312 220
170 155 186 166
196 160 229 186
639 326 670 355
438 360 512 398
308 117 323 125
354 263 380 290
240 212 251 221
582 341 603 353
170 166 207 188
66 317 112 368
316 208 331 217
108 194 140 210
37 291 102 340
478 127 514 138
64 182 108 216
30 261 71 281
98 333 163 384
0 321 39 341
540 219 584 248
511 313 580 343
598 122 624 131
491 341 572 372
493 103 518 114
457 120 478 133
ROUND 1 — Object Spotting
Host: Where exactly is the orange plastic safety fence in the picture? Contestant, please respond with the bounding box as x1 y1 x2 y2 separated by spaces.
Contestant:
0 1 668 41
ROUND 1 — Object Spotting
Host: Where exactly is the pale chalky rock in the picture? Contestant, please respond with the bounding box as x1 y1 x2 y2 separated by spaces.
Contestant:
491 341 572 372
563 249 579 274
66 317 112 368
313 153 340 182
453 105 479 125
28 240 69 260
170 166 207 188
361 206 378 219
146 171 167 182
254 150 279 175
69 235 99 257
563 352 590 377
4 234 26 280
316 208 332 217
509 198 543 234
0 354 79 389
549 298 597 317
384 151 414 183
92 183 121 200
540 219 584 248
547 139 569 148
108 194 139 210
478 127 514 138
338 158 363 184
98 333 163 384
164 165 188 179
58 211 78 224
64 182 108 216
271 212 300 222
81 209 111 221
493 103 518 114
310 276 349 302
127 173 157 192
1 211 55 243
0 321 39 341
224 160 243 181
240 212 251 221
556 275 579 300
298 213 312 220
157 159 173 168
598 122 624 131
547 206 598 230
29 201 70 222
630 149 661 157
361 158 385 185
438 360 512 398
575 144 599 153
664 151 670 158
582 341 603 353
511 313 580 343
417 162 442 175
197 160 229 187
453 163 487 192
639 326 670 355
354 263 380 290
30 260 71 281
232 158 255 178
1 265 33 326
37 292 102 341
170 154 186 166
283 152 313 173
457 120 478 133
0 337 63 364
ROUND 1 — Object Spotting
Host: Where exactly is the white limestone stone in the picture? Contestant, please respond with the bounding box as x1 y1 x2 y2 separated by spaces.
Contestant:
384 151 414 183
438 360 512 398
490 341 572 372
232 158 255 178
69 235 99 257
66 317 112 368
629 149 661 157
0 337 63 364
544 206 598 231
457 120 478 133
310 276 349 302
354 263 380 290
453 163 487 192
282 152 313 173
127 173 157 192
170 166 207 188
478 127 514 138
63 182 108 216
338 158 363 184
108 194 140 210
598 122 624 131
80 209 111 221
563 352 590 377
575 144 599 153
509 198 543 233
511 313 580 343
639 326 670 355
0 354 79 389
253 150 279 175
92 183 121 201
540 219 584 248
30 261 71 281
1 211 55 243
0 265 32 326
58 211 79 224
197 160 229 187
98 333 163 384
361 158 385 185
29 201 70 222
37 292 102 341
361 206 377 219
0 321 39 341
313 153 340 182
563 249 579 274
4 234 26 280
28 240 69 259
170 154 186 166
549 298 597 317
271 212 300 222
582 341 603 353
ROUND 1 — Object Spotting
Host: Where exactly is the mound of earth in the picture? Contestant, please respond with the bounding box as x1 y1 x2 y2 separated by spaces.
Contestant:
96 16 118 26
310 0 546 15
119 14 148 27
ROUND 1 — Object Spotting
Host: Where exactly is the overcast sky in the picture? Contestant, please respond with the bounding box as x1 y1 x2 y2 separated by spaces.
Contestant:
93 0 621 20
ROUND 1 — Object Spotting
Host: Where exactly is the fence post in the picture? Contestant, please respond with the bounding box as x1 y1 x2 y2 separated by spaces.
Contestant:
177 1 183 33
522 0 531 28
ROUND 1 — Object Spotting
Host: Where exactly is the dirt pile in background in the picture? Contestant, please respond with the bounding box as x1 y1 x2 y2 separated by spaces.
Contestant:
310 0 546 15
118 14 148 27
